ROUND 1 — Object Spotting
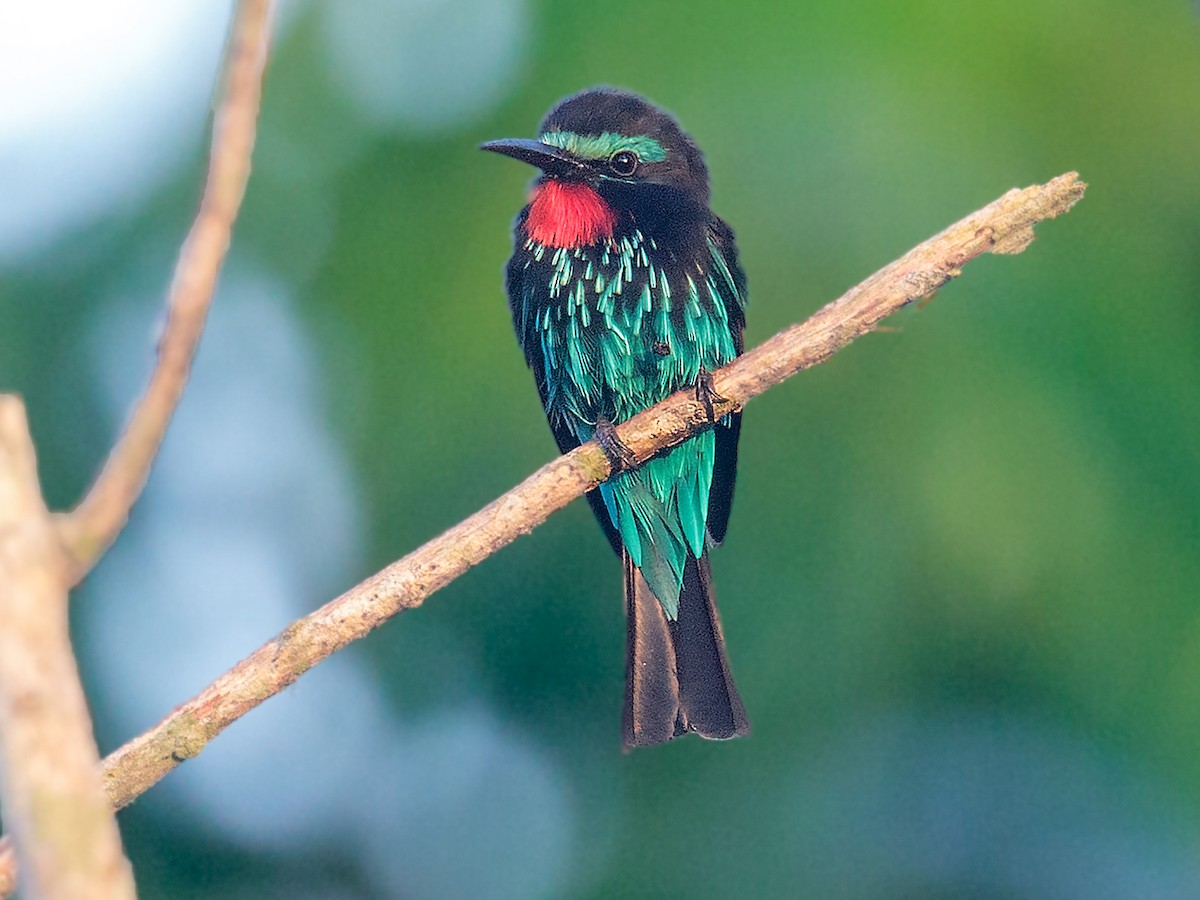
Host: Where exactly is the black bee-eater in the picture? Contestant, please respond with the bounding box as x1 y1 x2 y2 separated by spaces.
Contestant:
483 88 749 748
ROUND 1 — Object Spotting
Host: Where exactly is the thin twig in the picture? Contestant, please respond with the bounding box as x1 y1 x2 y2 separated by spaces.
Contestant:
0 397 135 899
57 0 274 584
0 4 273 895
84 173 1082 815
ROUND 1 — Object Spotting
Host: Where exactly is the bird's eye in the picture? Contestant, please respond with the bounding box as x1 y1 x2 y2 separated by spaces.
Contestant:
609 150 639 177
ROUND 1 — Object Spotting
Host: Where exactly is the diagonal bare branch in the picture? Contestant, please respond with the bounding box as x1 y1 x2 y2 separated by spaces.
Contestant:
0 171 1086 892
57 0 275 585
80 172 1083 813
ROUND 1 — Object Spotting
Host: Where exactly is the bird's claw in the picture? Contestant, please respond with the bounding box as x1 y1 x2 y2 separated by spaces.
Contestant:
694 369 728 424
596 418 637 473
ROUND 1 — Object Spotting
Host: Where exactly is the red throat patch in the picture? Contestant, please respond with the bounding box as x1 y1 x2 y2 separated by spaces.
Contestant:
525 180 617 248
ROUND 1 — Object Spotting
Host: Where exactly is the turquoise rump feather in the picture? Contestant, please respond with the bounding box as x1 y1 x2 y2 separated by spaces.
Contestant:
484 87 750 747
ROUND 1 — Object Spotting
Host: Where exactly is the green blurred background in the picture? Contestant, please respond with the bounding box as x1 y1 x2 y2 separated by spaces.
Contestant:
2 0 1199 897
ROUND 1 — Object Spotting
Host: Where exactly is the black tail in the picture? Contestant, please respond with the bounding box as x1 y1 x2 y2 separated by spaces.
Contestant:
622 551 749 748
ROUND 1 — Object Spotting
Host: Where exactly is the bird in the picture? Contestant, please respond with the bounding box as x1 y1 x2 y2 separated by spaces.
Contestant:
483 87 749 748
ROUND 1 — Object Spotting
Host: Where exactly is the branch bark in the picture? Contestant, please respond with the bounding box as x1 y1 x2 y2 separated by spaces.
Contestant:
56 0 274 584
0 3 273 896
0 839 13 898
90 173 1087 815
0 171 1084 894
0 397 135 899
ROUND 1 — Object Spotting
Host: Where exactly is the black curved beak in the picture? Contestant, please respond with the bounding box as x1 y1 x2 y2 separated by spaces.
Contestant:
480 138 585 178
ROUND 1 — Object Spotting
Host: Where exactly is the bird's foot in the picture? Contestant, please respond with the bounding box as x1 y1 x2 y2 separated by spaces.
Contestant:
694 369 729 424
595 418 637 473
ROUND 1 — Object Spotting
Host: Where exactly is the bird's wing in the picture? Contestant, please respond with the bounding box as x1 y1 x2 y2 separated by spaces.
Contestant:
705 215 748 546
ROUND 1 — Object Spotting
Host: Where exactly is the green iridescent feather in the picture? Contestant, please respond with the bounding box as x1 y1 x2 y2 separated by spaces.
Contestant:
517 231 743 617
539 130 668 163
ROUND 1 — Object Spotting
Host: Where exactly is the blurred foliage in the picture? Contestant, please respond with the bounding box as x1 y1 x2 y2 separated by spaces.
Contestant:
2 0 1199 897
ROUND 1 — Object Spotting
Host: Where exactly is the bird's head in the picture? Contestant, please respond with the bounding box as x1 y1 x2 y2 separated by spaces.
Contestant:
483 88 711 247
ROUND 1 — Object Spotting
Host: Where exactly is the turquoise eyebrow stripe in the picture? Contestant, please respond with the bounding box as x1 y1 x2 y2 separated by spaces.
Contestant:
539 131 668 162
